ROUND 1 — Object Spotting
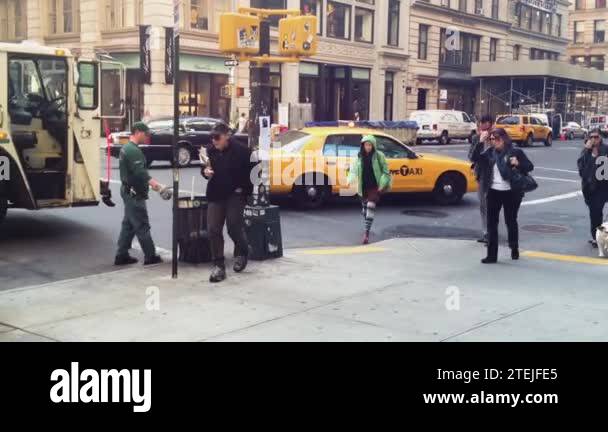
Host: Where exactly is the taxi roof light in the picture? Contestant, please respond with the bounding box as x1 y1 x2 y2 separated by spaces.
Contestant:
0 131 8 140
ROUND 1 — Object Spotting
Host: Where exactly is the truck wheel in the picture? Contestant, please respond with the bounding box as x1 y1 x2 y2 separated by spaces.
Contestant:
544 133 553 147
0 197 7 225
177 146 192 167
433 172 465 206
439 131 450 145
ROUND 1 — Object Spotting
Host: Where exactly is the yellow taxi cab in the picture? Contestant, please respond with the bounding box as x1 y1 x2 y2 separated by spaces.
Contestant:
495 114 553 147
268 127 478 209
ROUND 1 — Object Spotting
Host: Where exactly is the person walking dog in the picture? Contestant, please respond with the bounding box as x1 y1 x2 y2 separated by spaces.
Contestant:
115 122 172 266
348 135 392 245
468 114 494 244
470 128 535 264
201 123 254 283
578 128 608 248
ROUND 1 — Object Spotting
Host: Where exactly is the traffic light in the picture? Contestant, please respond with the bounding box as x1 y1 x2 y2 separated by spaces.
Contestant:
219 13 261 55
278 16 318 57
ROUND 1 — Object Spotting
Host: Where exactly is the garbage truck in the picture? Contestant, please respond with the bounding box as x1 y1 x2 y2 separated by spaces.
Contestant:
0 42 124 224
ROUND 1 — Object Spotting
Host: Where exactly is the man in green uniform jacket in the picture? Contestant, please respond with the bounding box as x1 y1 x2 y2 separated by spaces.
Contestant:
115 122 172 266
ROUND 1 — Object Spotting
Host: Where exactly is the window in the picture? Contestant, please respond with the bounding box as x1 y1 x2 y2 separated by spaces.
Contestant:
555 14 561 37
474 0 483 14
513 44 520 60
518 5 531 30
387 0 400 46
301 0 322 34
384 72 394 121
590 55 605 70
574 22 584 44
418 24 428 60
48 0 80 35
597 0 606 7
375 136 411 159
459 0 467 12
77 62 98 110
0 0 27 40
575 0 584 9
323 135 362 157
530 8 541 32
251 0 286 27
104 0 142 30
327 1 351 39
595 20 605 43
355 8 374 43
543 12 552 35
187 119 215 131
489 38 498 61
491 0 498 19
190 0 209 30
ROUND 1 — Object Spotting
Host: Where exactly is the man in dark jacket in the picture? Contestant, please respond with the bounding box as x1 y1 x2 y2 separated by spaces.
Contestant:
202 123 255 283
468 114 494 243
577 128 608 247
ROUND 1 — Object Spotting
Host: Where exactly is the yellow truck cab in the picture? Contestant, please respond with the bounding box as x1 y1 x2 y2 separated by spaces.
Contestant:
0 42 124 224
268 125 477 209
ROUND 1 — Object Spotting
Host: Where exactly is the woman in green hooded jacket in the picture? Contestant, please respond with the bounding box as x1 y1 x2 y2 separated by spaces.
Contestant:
348 135 392 244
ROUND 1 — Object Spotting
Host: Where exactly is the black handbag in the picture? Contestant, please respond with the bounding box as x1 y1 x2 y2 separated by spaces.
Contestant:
510 169 538 193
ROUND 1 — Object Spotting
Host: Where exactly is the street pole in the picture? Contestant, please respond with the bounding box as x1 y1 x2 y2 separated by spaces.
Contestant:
249 19 271 206
172 2 181 279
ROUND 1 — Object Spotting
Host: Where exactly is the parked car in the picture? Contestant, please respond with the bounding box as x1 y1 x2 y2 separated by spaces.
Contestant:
268 126 478 209
495 114 553 147
588 115 608 137
561 121 588 140
109 116 248 167
410 110 477 145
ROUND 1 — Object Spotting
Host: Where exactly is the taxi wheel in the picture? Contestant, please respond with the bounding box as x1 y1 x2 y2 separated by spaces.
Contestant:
0 197 7 225
433 172 465 206
524 134 534 148
293 183 330 210
544 134 553 147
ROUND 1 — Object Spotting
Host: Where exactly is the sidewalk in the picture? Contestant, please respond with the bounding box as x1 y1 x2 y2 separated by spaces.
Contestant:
1 238 607 342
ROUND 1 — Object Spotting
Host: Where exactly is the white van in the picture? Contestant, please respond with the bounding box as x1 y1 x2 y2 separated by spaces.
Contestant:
588 115 608 136
410 110 477 145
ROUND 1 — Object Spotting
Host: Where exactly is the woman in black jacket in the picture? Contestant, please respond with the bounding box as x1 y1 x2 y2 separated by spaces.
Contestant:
471 128 534 264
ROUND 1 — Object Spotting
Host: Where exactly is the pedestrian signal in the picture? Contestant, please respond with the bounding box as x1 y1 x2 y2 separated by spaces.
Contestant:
278 16 318 57
219 13 261 55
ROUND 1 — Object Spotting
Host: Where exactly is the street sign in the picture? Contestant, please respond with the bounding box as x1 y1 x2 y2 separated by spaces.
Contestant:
225 59 240 68
173 0 180 37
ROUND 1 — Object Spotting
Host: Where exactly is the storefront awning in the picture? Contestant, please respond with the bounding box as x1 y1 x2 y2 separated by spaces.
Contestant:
108 53 140 69
472 60 608 89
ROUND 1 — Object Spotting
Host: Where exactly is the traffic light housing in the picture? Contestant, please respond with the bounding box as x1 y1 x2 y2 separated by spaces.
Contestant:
219 13 261 55
278 16 318 57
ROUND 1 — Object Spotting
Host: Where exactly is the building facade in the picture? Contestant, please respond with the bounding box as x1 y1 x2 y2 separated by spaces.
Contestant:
407 0 570 116
0 0 411 128
568 0 608 71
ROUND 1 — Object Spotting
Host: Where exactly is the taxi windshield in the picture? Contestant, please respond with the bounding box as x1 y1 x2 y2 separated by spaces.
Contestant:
278 131 313 153
496 116 520 125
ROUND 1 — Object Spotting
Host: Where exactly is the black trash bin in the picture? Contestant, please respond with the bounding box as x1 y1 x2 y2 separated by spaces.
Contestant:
177 196 212 264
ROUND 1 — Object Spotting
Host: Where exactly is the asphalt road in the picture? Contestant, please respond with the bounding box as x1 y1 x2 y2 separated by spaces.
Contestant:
0 138 599 291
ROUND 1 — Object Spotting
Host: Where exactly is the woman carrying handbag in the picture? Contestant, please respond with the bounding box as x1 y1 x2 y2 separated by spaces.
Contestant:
470 128 536 264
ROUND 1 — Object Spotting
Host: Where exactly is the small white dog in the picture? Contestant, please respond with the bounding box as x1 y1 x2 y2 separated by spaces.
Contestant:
597 223 608 258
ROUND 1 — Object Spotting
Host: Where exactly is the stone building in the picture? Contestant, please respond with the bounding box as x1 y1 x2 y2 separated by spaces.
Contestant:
0 0 410 127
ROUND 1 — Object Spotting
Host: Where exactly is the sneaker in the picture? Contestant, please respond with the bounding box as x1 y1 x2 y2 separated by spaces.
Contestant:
481 257 497 264
144 255 163 266
210 266 227 283
362 232 370 245
114 255 138 266
233 256 248 273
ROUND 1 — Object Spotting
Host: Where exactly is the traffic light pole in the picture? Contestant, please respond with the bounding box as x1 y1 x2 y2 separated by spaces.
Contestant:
248 20 272 206
172 34 180 279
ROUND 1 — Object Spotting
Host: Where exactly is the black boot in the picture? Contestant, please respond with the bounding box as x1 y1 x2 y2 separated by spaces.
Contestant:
144 255 163 266
233 256 248 273
481 256 497 264
115 255 138 266
210 265 227 283
511 248 520 260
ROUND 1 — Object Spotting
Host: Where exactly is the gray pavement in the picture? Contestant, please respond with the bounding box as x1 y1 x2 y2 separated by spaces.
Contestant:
0 138 603 293
0 237 606 342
